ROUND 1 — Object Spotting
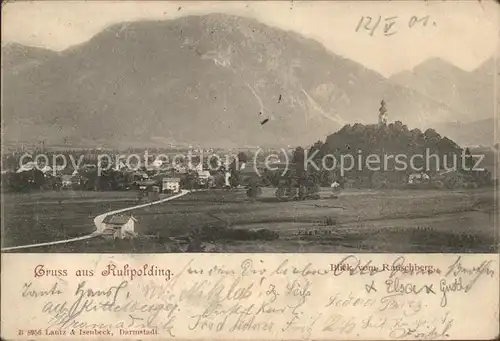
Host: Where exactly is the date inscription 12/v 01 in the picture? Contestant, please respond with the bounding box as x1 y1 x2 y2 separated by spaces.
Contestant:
355 15 437 37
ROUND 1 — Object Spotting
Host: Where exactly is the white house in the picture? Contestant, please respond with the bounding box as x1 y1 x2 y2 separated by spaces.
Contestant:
331 181 341 191
101 214 138 239
162 177 181 193
408 172 430 184
61 175 73 188
197 170 212 186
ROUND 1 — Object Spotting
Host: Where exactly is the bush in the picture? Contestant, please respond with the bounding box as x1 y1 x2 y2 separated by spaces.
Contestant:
246 183 262 199
189 224 279 242
225 228 279 241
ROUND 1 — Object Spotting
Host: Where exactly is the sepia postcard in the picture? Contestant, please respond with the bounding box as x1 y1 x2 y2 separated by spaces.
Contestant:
1 0 499 340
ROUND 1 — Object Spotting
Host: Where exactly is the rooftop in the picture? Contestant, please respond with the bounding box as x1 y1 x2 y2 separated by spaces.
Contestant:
102 214 134 225
163 177 181 182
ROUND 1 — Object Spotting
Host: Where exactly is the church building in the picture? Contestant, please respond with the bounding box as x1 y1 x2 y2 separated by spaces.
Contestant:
378 100 388 126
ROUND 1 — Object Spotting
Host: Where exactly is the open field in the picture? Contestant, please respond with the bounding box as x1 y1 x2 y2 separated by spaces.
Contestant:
1 190 140 248
3 187 496 253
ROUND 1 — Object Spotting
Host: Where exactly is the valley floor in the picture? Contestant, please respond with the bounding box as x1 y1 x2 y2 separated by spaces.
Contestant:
2 187 496 253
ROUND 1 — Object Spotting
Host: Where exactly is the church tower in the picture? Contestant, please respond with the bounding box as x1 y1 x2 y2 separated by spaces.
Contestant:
378 100 388 126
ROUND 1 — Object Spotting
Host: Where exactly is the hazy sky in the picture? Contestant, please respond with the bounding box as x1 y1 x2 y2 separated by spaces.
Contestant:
2 1 498 76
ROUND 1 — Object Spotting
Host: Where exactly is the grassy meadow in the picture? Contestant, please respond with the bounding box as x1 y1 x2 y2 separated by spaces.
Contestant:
3 187 496 253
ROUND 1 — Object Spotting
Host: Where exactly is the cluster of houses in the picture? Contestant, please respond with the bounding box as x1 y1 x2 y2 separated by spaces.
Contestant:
4 155 243 194
5 147 492 194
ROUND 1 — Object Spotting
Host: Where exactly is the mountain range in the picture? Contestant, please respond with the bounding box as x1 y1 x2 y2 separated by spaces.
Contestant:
1 14 496 149
390 57 496 147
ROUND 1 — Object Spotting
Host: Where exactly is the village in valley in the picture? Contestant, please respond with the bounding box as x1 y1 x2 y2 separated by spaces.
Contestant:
1 8 497 254
1 101 497 253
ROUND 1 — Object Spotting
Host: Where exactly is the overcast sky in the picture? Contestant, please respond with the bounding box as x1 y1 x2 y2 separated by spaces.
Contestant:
2 1 498 76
